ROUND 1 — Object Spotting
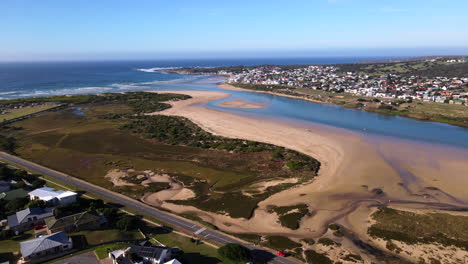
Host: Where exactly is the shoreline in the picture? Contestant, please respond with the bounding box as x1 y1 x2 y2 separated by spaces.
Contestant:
150 90 468 240
217 83 468 128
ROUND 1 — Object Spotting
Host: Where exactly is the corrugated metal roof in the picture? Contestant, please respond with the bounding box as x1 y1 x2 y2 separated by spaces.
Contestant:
20 231 71 258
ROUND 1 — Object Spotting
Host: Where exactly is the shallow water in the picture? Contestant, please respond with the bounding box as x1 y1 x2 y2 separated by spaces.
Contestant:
162 78 468 150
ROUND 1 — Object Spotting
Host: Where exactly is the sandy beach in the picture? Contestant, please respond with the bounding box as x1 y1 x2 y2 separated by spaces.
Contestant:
145 89 468 263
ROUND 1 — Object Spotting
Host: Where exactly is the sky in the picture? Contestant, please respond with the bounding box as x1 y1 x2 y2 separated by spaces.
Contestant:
1 0 468 61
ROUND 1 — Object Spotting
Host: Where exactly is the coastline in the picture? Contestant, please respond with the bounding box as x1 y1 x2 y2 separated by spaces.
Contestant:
217 83 468 128
150 90 468 242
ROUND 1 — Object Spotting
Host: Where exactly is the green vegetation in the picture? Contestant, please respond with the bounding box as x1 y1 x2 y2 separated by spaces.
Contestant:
0 103 61 122
0 92 320 220
336 60 468 78
317 237 341 247
268 203 310 230
0 230 34 263
368 207 468 250
149 232 238 264
263 236 301 250
218 243 251 262
94 243 132 259
0 135 16 153
73 229 144 245
304 250 332 264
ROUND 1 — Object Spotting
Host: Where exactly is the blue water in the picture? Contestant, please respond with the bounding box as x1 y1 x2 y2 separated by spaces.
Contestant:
0 59 467 149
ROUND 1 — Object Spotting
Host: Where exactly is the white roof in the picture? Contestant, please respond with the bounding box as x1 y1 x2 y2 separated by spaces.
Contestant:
28 187 76 200
164 260 182 264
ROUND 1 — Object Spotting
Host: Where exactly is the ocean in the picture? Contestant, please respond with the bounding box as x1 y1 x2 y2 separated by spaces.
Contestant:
0 57 387 99
0 57 467 149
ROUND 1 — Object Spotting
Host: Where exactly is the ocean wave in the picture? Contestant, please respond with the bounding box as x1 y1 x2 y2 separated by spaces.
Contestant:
0 91 18 95
136 67 182 73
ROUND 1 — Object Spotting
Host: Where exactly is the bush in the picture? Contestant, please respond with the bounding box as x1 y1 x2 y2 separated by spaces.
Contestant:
264 236 301 250
218 243 251 262
27 199 47 209
317 238 340 246
116 215 138 231
0 230 13 240
286 161 305 171
304 250 332 264
5 197 29 213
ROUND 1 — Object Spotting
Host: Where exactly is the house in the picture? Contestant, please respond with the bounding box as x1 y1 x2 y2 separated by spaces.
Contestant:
20 231 73 263
7 207 54 233
28 187 77 205
109 244 181 264
45 211 105 234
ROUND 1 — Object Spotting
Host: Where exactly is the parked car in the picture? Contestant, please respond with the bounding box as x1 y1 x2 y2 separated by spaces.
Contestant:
277 250 286 257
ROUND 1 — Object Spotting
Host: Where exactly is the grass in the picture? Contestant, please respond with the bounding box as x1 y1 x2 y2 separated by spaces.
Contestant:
0 230 35 263
368 207 468 249
94 242 132 259
0 103 61 122
148 232 237 264
3 93 319 219
71 229 144 245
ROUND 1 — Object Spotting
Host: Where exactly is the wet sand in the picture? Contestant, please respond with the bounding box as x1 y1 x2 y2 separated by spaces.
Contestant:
149 90 468 241
218 98 267 108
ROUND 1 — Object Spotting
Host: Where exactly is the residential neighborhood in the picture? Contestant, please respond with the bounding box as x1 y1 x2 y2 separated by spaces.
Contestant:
224 64 468 105
0 163 193 264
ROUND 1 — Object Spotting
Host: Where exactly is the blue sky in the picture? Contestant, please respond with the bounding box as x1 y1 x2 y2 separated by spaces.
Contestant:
1 0 468 61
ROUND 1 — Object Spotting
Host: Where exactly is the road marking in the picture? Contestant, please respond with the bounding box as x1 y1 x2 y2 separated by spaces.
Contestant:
194 227 206 235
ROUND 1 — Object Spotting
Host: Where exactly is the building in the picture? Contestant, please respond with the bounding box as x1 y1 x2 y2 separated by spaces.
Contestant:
28 187 77 206
7 207 54 233
109 243 181 264
20 231 73 263
45 211 105 234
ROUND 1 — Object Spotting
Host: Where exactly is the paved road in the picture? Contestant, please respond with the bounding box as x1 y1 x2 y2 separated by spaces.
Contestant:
0 152 300 264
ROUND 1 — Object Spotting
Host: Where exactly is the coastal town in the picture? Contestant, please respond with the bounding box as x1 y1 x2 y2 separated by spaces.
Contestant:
223 61 468 105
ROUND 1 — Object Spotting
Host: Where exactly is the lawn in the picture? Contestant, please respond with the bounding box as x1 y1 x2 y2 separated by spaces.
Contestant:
0 230 35 263
0 103 61 122
94 242 132 259
71 229 144 246
149 232 237 264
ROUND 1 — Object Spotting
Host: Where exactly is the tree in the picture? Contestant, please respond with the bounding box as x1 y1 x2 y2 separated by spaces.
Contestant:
218 243 251 262
99 208 118 222
116 215 138 231
5 197 29 213
27 199 47 209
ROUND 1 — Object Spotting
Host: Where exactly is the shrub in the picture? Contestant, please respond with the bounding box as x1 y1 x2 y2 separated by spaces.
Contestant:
264 236 301 250
27 200 47 209
5 197 29 213
317 238 341 246
116 215 139 231
286 161 305 171
304 250 332 264
0 230 13 240
218 243 251 262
